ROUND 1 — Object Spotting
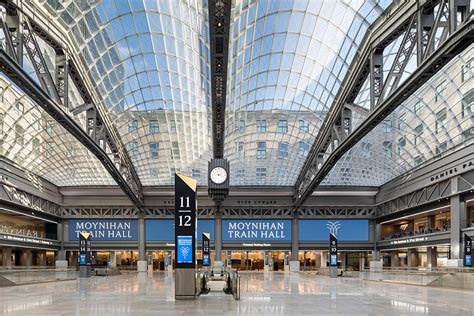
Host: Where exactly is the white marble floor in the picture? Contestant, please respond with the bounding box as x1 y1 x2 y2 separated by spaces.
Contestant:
0 271 473 315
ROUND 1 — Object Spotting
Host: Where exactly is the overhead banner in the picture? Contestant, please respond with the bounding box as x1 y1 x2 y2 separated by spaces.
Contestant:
145 219 214 241
79 231 91 266
69 219 138 241
299 220 369 241
465 234 472 267
202 232 210 266
175 173 197 269
222 219 291 241
329 233 338 266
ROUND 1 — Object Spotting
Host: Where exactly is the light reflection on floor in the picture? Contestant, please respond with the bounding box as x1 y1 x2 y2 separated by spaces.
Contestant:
0 271 473 315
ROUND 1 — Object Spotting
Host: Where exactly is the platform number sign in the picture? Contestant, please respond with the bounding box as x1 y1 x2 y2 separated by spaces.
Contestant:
202 232 211 267
79 231 91 266
175 173 197 268
329 233 338 267
465 234 472 267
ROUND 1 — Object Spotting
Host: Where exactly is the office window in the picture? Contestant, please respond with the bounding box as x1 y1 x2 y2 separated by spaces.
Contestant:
171 141 180 158
462 90 473 118
236 169 245 184
239 119 245 133
128 141 138 157
436 141 447 155
299 120 309 132
462 58 473 82
15 102 24 113
414 101 423 115
256 167 266 184
256 120 267 133
278 142 288 158
298 141 309 156
414 124 423 145
15 124 24 145
383 141 392 158
149 142 159 158
192 169 201 179
170 120 176 133
398 112 406 129
236 141 245 159
149 120 159 133
128 120 138 132
398 137 406 155
435 108 447 133
257 141 266 159
277 120 288 133
435 81 447 102
361 142 371 157
382 119 392 133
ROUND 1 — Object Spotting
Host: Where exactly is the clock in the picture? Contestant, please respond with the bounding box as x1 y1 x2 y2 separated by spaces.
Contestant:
210 166 228 184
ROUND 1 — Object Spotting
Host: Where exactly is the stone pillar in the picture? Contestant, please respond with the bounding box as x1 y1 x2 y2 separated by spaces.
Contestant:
2 247 12 269
391 251 400 268
25 250 33 267
369 221 382 271
359 254 365 271
109 251 117 268
407 249 418 268
341 252 347 270
427 246 437 269
137 215 147 272
449 177 466 267
290 216 299 272
56 221 68 269
214 209 222 262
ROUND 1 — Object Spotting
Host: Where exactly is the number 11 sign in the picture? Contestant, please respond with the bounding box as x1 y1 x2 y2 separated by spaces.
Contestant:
175 173 197 269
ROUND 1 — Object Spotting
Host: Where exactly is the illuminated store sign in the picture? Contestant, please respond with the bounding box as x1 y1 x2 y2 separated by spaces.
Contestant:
0 232 54 245
222 220 291 241
298 220 369 241
390 236 429 245
69 219 138 241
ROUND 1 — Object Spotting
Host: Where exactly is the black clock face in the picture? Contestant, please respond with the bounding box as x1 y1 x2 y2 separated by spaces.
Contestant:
210 167 227 184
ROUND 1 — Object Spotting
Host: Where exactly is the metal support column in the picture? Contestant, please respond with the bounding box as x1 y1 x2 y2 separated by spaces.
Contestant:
137 215 146 272
290 215 299 272
214 208 222 262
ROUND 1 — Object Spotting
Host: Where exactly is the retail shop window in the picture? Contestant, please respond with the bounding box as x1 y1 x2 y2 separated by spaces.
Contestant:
383 141 392 158
298 141 309 156
236 141 245 158
257 141 266 159
149 142 159 158
361 142 371 157
414 101 423 115
462 58 473 82
462 90 473 118
256 119 267 133
278 142 288 158
277 119 288 133
299 119 309 132
128 120 138 132
15 124 24 145
239 119 246 133
382 119 392 133
435 108 447 133
149 120 159 133
256 167 266 184
414 124 423 145
435 80 447 102
398 112 406 129
128 141 138 157
171 141 180 158
436 141 447 155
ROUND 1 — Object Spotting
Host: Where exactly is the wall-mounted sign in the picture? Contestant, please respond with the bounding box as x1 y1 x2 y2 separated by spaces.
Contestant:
222 220 291 241
145 219 214 241
0 232 54 246
389 236 429 245
242 243 272 247
298 220 369 241
465 234 472 267
202 232 210 266
79 231 91 266
69 219 138 241
430 160 473 182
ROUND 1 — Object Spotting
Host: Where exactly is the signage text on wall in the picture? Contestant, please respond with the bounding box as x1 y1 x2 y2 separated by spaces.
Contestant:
69 219 138 241
222 220 291 241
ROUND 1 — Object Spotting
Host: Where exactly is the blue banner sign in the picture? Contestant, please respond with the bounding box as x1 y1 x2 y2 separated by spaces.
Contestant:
145 219 214 241
69 219 138 241
222 220 291 241
299 220 369 241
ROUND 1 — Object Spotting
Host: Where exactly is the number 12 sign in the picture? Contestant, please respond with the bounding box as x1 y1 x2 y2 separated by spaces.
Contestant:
175 173 197 269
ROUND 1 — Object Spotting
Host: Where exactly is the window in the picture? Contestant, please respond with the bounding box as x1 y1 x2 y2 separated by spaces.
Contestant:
149 142 159 158
361 142 371 157
15 124 24 145
150 169 159 178
256 120 267 133
128 120 138 132
462 58 473 82
298 141 309 156
46 120 55 133
414 101 423 115
383 141 392 158
128 142 138 157
236 142 245 159
398 137 406 155
398 112 406 129
435 109 447 133
462 127 474 140
257 141 266 159
256 167 266 184
32 138 40 154
45 141 54 158
299 120 309 132
277 120 288 133
462 90 473 118
382 119 392 133
236 169 245 183
192 169 201 179
414 124 423 145
15 102 24 113
149 120 159 133
170 120 176 133
171 141 180 158
66 144 75 157
0 112 4 135
239 119 245 133
435 81 447 102
436 141 447 155
415 155 423 165
278 142 288 158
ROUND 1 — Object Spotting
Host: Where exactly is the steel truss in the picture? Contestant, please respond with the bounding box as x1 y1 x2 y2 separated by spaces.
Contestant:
209 0 231 158
0 2 144 208
294 0 473 209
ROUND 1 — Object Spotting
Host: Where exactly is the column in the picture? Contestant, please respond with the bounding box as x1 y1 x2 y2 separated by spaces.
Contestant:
359 254 365 271
407 249 418 268
25 250 33 267
290 216 299 272
370 221 382 271
214 210 222 263
137 215 146 272
449 176 466 266
427 215 435 231
341 252 347 270
109 251 117 268
56 221 68 269
427 246 437 270
391 251 400 268
2 247 12 269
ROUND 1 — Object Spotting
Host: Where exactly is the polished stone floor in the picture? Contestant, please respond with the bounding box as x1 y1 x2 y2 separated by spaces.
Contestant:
0 271 473 315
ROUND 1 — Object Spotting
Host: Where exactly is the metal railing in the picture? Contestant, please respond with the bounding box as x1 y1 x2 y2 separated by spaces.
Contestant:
0 266 78 286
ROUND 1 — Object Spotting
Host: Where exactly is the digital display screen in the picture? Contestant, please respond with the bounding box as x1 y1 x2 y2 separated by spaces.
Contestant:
177 236 193 264
330 255 337 266
79 254 86 265
202 254 210 266
466 255 472 266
